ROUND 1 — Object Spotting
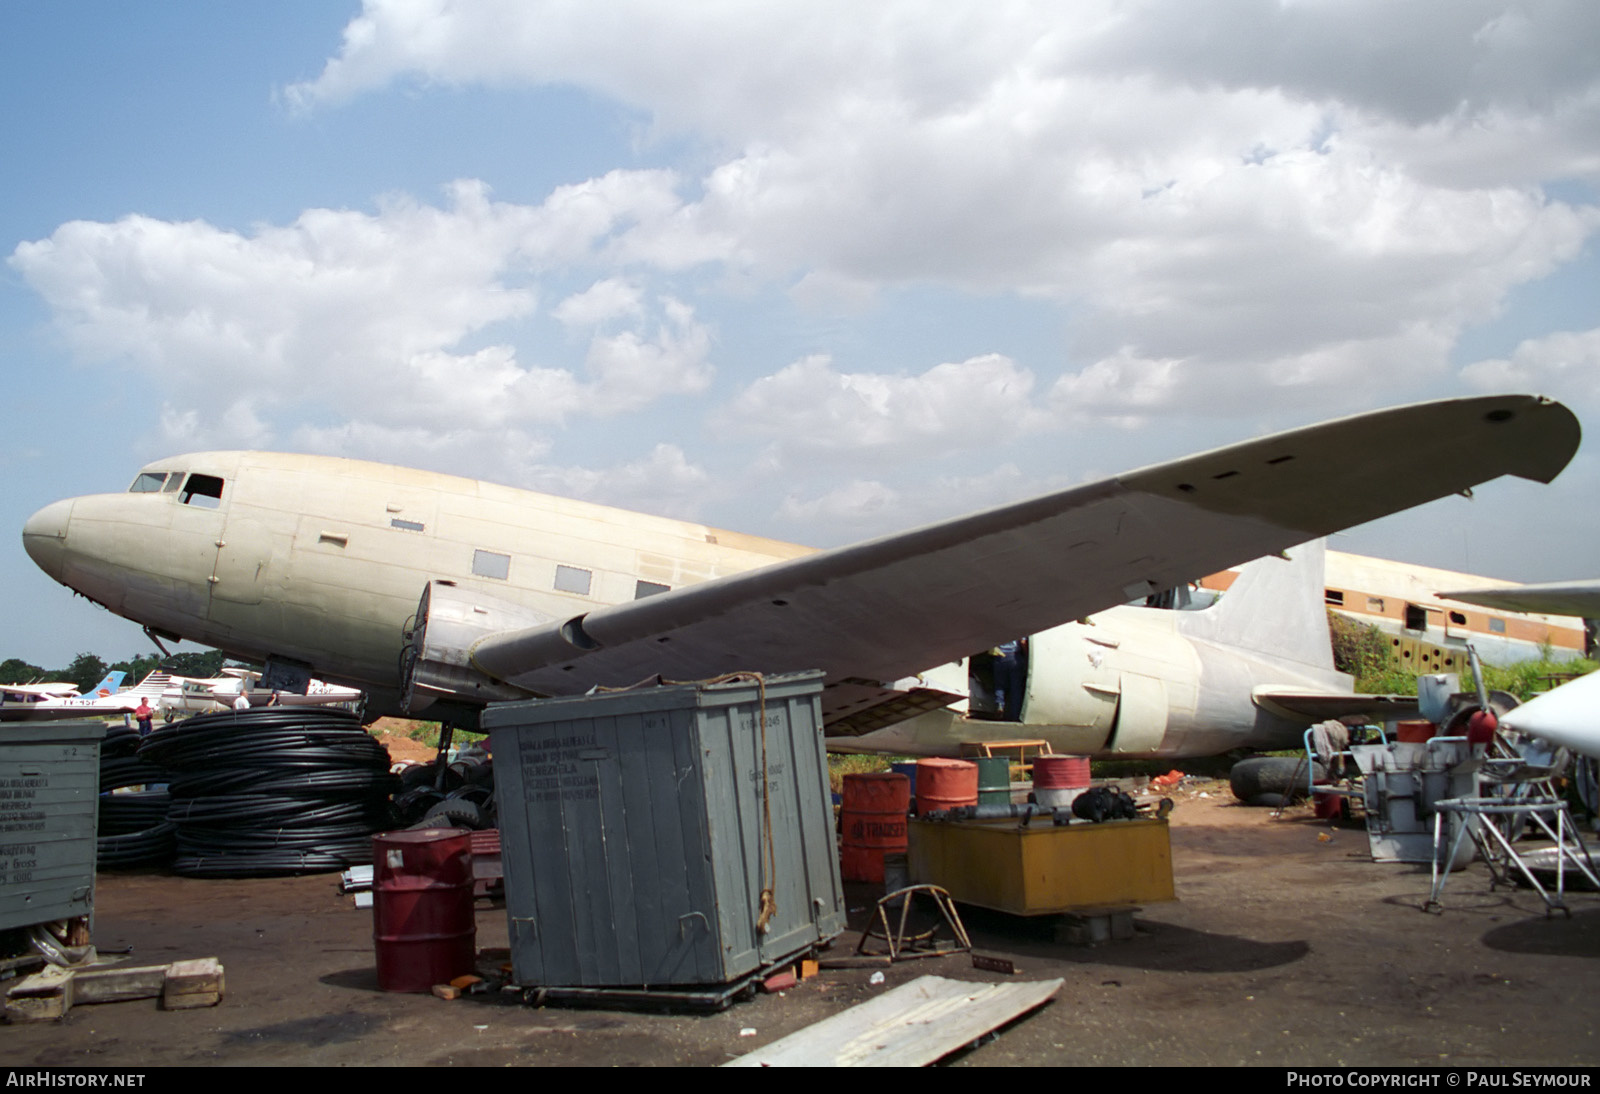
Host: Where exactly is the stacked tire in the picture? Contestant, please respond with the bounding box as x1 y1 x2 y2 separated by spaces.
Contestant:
137 707 398 877
1229 756 1327 807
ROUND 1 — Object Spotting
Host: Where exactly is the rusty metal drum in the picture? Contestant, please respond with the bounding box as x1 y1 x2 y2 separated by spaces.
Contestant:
840 772 910 883
372 828 476 992
1033 754 1092 808
915 758 979 816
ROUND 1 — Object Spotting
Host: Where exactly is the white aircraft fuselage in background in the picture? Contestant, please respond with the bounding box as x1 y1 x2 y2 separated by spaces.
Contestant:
21 396 1582 757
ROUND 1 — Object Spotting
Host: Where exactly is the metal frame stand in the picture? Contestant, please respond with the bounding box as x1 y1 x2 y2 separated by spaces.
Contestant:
856 884 972 961
1425 795 1600 916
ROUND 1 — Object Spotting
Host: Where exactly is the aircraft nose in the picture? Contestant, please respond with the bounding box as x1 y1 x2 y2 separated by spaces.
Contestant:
22 498 73 581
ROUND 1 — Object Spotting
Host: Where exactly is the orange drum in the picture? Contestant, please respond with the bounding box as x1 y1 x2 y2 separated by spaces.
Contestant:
915 758 979 816
840 773 910 883
1033 755 1091 809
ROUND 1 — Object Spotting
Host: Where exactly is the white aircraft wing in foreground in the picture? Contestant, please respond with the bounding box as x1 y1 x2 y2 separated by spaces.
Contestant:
1442 580 1600 758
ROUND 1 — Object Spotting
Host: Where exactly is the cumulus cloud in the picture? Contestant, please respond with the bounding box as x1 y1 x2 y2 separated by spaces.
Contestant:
773 462 1068 544
9 176 716 456
714 353 1045 468
277 2 1600 419
15 1 1600 520
527 442 712 519
1460 327 1600 400
552 278 644 327
580 296 714 412
281 423 711 519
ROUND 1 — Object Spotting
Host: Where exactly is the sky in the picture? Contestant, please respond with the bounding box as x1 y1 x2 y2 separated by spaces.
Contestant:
4 1 1599 670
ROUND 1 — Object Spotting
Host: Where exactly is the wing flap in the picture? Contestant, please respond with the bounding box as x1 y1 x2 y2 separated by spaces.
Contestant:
1253 687 1421 722
822 679 968 737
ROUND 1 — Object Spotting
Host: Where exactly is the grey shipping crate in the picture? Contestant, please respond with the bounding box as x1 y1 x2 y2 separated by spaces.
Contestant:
482 672 844 989
0 722 102 932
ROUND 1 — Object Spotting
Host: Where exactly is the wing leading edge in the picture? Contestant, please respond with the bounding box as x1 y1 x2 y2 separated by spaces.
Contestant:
1439 580 1600 619
470 395 1579 707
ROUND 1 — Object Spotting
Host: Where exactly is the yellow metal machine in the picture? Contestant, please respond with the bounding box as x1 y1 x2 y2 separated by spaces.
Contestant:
907 816 1175 916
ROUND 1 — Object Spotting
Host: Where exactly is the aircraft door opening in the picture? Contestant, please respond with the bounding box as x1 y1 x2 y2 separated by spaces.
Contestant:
968 637 1029 721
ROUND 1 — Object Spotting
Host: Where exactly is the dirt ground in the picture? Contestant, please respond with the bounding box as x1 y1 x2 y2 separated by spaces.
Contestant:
367 719 442 766
7 780 1599 1067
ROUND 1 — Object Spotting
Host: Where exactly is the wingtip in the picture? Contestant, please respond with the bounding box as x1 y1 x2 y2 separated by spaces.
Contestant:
1487 393 1581 484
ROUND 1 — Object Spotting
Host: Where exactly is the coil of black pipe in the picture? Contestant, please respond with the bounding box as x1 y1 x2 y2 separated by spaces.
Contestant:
138 706 397 878
98 722 175 869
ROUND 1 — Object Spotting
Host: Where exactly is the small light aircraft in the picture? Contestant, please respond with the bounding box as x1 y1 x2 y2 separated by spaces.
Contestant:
157 668 362 716
0 671 123 701
0 670 132 720
21 395 1581 756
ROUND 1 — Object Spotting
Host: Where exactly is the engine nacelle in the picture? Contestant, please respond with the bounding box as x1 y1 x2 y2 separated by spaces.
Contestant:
400 580 553 712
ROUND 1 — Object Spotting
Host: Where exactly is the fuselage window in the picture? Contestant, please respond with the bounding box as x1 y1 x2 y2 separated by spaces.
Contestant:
472 550 510 581
1404 603 1427 631
1489 617 1506 634
391 518 425 532
635 580 671 599
179 473 225 508
554 565 592 596
129 472 169 493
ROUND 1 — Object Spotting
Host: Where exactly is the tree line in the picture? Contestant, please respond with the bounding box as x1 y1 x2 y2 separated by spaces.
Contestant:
0 650 235 693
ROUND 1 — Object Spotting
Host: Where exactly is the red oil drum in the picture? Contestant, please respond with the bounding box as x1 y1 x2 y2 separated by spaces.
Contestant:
1033 755 1091 789
915 758 978 816
840 773 910 883
1033 755 1091 808
372 828 476 992
1395 720 1436 743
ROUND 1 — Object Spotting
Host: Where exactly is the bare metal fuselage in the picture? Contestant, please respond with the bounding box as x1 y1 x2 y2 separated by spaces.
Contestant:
24 451 807 713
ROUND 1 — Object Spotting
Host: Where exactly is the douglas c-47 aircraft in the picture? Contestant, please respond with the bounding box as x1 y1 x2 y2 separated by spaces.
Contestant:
21 395 1581 757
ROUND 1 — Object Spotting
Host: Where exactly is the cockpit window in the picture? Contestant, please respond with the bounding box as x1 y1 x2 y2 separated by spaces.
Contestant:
179 473 225 508
129 472 169 493
162 474 184 492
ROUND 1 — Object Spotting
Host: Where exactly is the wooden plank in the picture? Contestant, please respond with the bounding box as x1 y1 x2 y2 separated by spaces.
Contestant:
73 964 168 1004
5 957 225 1017
4 965 74 1022
724 974 1062 1067
163 958 224 1010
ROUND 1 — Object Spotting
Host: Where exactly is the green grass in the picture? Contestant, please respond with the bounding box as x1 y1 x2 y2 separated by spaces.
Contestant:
1354 654 1598 701
826 752 894 794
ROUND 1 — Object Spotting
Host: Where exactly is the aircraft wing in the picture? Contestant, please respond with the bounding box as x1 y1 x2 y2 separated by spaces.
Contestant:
1439 580 1600 618
0 682 80 698
467 395 1579 717
1500 671 1600 759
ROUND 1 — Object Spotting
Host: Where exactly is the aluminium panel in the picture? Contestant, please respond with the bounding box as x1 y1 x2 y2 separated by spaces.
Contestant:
0 722 102 932
484 671 843 989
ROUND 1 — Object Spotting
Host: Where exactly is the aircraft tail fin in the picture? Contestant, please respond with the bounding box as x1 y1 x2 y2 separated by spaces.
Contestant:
1176 539 1335 672
122 671 173 697
89 670 127 696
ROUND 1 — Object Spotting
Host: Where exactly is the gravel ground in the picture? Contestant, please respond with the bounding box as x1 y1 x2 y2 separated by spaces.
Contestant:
6 780 1598 1067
